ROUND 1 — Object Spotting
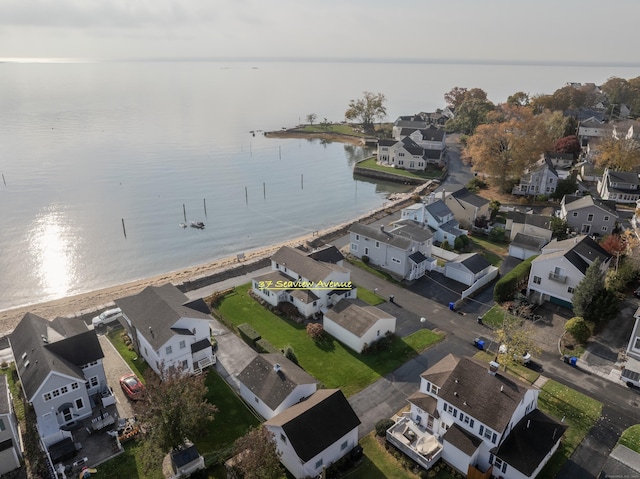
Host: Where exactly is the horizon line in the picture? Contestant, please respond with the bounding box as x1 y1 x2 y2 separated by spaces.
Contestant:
1 56 640 68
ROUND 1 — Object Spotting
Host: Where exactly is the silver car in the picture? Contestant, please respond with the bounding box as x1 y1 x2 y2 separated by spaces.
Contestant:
92 308 123 328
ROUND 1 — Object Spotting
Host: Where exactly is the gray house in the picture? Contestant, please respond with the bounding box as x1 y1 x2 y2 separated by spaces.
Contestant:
0 375 21 475
597 168 640 204
560 194 619 235
10 313 108 449
349 221 434 280
444 187 490 229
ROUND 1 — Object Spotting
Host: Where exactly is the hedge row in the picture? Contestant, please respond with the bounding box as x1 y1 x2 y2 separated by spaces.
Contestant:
238 323 261 346
256 338 279 354
493 255 537 302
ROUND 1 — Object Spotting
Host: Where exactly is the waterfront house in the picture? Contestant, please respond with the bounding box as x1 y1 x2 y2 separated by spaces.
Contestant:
376 135 444 170
10 313 109 449
388 354 566 477
527 235 611 309
252 246 355 319
512 157 559 197
597 168 640 204
323 298 396 353
265 389 360 479
116 284 215 376
395 125 447 152
0 375 22 475
560 194 619 235
237 354 317 420
443 187 490 229
348 221 434 280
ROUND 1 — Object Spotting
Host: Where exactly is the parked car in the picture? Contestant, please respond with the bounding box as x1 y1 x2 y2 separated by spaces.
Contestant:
119 373 145 400
92 308 123 328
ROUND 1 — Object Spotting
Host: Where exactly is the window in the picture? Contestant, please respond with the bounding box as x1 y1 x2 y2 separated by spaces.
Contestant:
90 377 98 388
179 340 186 349
587 214 594 222
568 287 575 293
463 415 474 428
533 276 541 285
341 440 348 451
71 382 79 390
364 247 369 255
166 345 172 355
44 392 52 401
377 330 380 337
355 234 360 241
280 433 287 443
181 360 188 370
602 226 608 231
351 243 358 252
494 457 504 470
255 396 259 404
391 257 401 264
0 419 4 431
483 426 493 440
431 385 439 395
315 459 323 469
375 241 380 248
60 386 68 394
572 212 578 217
52 390 60 398
75 398 84 410
634 337 640 350
604 216 610 221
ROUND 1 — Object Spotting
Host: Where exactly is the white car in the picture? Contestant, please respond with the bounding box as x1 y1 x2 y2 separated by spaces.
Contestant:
499 344 531 364
92 308 123 328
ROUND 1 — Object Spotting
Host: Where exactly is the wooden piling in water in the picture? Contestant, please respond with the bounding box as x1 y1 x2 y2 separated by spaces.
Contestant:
245 186 248 204
183 204 187 222
122 218 127 238
203 198 207 216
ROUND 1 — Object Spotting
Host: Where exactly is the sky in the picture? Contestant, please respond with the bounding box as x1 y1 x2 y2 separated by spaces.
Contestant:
1 0 639 64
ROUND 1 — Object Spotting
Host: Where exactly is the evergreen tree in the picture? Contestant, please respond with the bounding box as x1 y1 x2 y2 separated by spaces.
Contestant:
572 258 604 319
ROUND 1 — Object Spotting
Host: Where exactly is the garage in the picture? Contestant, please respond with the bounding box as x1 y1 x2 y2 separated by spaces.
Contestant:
550 296 573 309
509 233 546 260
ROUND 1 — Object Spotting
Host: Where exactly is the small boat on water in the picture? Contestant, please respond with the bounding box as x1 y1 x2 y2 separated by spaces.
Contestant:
190 221 205 229
179 223 187 228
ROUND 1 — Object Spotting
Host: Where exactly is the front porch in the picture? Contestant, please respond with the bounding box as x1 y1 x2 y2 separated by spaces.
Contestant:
386 416 442 470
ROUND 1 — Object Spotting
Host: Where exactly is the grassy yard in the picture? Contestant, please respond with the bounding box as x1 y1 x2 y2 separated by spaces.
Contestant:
470 235 507 267
347 257 400 283
357 286 386 306
102 333 260 478
537 380 603 478
299 124 365 136
215 283 444 397
619 424 640 453
357 157 445 180
473 351 540 385
480 304 520 329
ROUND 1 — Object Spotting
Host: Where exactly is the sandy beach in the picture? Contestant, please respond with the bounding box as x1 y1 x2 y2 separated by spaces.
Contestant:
0 185 428 336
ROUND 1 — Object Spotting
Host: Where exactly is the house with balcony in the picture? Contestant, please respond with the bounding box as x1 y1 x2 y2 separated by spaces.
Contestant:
597 168 640 204
116 284 215 376
252 246 355 319
389 354 566 477
527 235 611 309
9 313 110 450
323 298 396 353
0 375 22 475
237 353 318 420
512 157 559 196
349 221 434 280
560 194 619 236
265 389 361 479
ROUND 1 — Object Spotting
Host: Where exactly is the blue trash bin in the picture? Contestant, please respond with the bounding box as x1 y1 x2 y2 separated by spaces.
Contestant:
477 340 485 350
570 357 577 367
449 302 455 311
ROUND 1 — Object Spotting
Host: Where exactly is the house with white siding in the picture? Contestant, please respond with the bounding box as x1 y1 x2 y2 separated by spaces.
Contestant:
252 246 355 319
237 354 317 420
388 354 566 478
527 235 611 309
265 389 360 479
512 157 559 196
323 298 396 353
423 200 468 245
597 168 640 204
349 221 434 280
0 375 22 475
10 313 109 450
444 253 496 287
116 284 215 376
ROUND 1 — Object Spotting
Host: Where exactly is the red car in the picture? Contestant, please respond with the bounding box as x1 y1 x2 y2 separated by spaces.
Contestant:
119 373 145 400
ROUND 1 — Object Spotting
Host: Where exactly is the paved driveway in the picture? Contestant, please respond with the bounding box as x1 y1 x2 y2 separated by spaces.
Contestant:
97 333 135 419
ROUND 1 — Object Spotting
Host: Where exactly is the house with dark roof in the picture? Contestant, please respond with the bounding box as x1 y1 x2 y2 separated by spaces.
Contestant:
512 157 559 196
9 313 109 447
349 221 434 280
508 233 547 260
169 441 205 478
376 133 445 171
542 151 575 171
444 253 497 287
599 444 640 479
421 200 467 245
505 211 553 244
252 246 355 319
323 298 396 353
527 235 612 309
115 284 214 376
597 168 640 204
560 194 619 235
396 125 447 151
443 187 490 229
388 355 566 477
0 375 22 475
265 389 360 479
237 354 317 420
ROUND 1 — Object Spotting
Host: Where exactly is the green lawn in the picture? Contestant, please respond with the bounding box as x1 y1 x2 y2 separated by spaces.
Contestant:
537 380 603 478
107 329 151 381
216 283 444 397
102 333 260 478
357 157 445 180
619 424 640 453
481 304 520 329
299 124 365 136
470 236 507 266
347 257 399 283
473 351 540 385
357 286 385 306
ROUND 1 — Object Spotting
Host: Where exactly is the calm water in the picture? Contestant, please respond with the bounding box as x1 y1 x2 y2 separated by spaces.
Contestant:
1 59 639 311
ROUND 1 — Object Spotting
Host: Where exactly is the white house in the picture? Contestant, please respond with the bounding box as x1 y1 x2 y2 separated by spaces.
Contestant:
169 442 205 479
388 354 566 478
265 389 361 479
527 235 611 309
444 253 496 287
252 246 355 319
621 307 640 388
512 157 559 196
237 354 317 420
395 125 447 151
0 375 22 475
422 200 468 245
323 298 396 353
508 233 547 260
10 313 110 451
349 221 434 280
505 212 553 243
597 168 640 204
116 284 215 376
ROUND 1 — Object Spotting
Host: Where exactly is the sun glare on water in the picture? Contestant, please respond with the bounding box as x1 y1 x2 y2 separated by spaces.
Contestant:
28 207 79 300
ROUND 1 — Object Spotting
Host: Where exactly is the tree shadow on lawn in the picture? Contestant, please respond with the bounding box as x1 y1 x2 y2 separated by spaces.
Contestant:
314 335 336 352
